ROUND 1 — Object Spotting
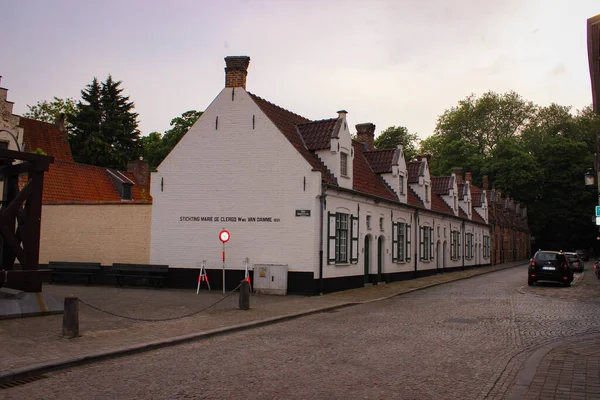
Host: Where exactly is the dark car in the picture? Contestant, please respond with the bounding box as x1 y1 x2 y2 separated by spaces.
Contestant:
575 249 589 261
565 252 584 273
528 250 573 286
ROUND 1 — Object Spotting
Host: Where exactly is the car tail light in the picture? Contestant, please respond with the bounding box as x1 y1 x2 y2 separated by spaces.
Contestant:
530 260 536 268
562 262 568 270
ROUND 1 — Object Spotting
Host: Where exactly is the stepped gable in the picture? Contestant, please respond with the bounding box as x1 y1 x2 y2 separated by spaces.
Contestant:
19 117 73 161
363 149 395 174
352 142 397 201
296 118 339 150
248 93 336 184
407 186 424 208
42 160 151 204
431 176 452 195
472 210 486 224
431 192 454 215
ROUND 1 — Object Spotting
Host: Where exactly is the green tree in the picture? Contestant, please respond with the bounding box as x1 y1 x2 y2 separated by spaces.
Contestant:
140 110 203 170
23 97 77 130
70 76 141 169
374 125 419 161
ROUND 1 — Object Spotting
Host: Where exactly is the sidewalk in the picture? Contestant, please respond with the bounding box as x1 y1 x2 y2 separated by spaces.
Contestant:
1 261 527 385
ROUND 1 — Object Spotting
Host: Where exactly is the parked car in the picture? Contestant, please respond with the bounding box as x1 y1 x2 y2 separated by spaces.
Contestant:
575 249 589 261
528 250 573 286
564 252 584 273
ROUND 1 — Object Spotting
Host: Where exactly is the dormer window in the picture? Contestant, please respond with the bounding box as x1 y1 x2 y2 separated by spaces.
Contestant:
123 184 132 200
454 196 457 210
399 175 405 195
425 184 429 202
340 152 348 176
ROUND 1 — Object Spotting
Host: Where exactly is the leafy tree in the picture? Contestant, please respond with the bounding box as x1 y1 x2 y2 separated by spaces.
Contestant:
70 76 141 169
141 110 203 170
374 125 419 161
23 97 77 130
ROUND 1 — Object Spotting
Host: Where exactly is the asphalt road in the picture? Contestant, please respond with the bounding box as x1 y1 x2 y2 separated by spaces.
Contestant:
4 264 600 400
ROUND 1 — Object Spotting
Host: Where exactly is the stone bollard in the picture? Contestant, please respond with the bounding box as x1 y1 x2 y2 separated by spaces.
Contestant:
239 280 250 310
62 296 79 338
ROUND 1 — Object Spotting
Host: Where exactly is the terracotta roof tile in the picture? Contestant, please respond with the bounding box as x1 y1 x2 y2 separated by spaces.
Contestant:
42 160 151 204
19 117 73 161
297 118 339 150
431 193 454 215
431 176 452 195
472 210 486 224
457 183 465 200
407 186 424 208
458 208 468 219
472 192 483 207
407 161 420 183
352 143 397 201
363 149 395 174
248 93 336 184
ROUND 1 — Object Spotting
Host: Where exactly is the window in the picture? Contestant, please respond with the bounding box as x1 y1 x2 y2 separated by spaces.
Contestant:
454 196 457 210
420 226 434 261
335 213 349 263
392 222 411 262
399 175 405 195
122 184 132 200
425 184 429 202
483 236 491 259
327 212 359 265
451 230 461 260
379 217 384 231
340 153 348 176
465 232 474 260
366 215 372 230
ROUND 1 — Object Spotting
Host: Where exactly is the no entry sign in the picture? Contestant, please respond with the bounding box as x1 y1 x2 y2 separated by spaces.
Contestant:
219 229 230 243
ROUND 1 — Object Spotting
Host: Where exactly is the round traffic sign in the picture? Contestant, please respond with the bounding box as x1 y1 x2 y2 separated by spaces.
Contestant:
219 229 230 243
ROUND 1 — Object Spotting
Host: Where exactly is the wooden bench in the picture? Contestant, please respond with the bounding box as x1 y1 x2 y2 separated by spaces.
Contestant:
109 264 169 288
49 261 102 284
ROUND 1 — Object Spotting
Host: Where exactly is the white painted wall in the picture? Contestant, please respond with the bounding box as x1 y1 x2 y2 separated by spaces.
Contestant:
150 88 322 273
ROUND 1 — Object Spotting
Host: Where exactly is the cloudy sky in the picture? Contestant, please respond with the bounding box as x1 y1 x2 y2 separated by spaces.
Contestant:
1 0 598 141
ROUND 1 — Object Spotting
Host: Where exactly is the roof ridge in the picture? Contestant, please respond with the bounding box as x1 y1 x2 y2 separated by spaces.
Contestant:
247 92 310 123
297 117 337 126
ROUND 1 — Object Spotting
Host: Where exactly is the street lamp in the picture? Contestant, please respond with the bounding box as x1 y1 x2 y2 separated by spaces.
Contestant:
585 169 596 187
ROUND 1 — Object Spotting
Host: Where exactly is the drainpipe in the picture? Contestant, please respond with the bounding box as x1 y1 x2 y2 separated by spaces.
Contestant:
414 209 419 278
318 185 326 295
462 220 466 270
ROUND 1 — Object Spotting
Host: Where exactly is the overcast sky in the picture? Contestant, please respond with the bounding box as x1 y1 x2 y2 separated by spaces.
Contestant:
1 0 598 141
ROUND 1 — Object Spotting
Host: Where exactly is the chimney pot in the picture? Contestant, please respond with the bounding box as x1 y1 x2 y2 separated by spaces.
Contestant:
416 153 431 163
465 172 472 183
224 56 251 89
453 167 464 184
355 123 376 151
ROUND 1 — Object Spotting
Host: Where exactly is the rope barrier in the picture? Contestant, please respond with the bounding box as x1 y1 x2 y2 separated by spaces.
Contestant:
77 283 243 322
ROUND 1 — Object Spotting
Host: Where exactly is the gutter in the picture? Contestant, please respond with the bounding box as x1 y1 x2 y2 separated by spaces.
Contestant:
318 185 326 295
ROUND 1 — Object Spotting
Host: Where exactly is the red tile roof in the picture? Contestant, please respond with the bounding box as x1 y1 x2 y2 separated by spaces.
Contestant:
42 160 151 204
297 118 339 150
472 191 483 207
431 176 452 195
407 186 424 208
19 117 73 161
407 161 421 183
458 208 468 219
248 93 336 184
352 142 398 201
457 183 465 200
363 149 395 174
431 193 454 215
472 210 486 224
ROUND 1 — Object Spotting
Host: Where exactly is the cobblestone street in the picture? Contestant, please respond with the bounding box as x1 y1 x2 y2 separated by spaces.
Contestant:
3 263 600 399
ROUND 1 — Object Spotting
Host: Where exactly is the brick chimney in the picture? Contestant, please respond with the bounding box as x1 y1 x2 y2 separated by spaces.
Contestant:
355 123 375 151
56 113 66 132
224 56 251 89
465 172 472 184
127 157 150 189
483 175 489 190
453 167 464 184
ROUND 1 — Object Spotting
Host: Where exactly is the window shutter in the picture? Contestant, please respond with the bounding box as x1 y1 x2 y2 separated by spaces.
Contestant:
419 227 424 261
430 227 434 260
406 224 411 261
392 222 398 262
350 215 359 263
327 212 336 264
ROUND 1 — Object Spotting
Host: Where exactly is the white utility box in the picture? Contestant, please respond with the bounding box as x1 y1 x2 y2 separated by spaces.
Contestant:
253 264 288 295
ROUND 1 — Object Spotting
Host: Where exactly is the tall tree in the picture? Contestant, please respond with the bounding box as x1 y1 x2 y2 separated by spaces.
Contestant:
23 97 77 130
374 125 419 161
140 110 203 170
70 76 141 169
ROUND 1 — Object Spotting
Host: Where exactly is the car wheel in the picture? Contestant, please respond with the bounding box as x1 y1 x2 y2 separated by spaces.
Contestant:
528 277 535 286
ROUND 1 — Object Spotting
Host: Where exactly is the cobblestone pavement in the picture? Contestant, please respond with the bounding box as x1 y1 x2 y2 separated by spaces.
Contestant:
2 261 599 399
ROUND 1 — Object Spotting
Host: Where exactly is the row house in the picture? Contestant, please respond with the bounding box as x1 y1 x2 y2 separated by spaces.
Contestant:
149 56 530 294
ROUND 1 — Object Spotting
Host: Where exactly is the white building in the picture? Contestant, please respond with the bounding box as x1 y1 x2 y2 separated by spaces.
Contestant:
150 56 491 294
